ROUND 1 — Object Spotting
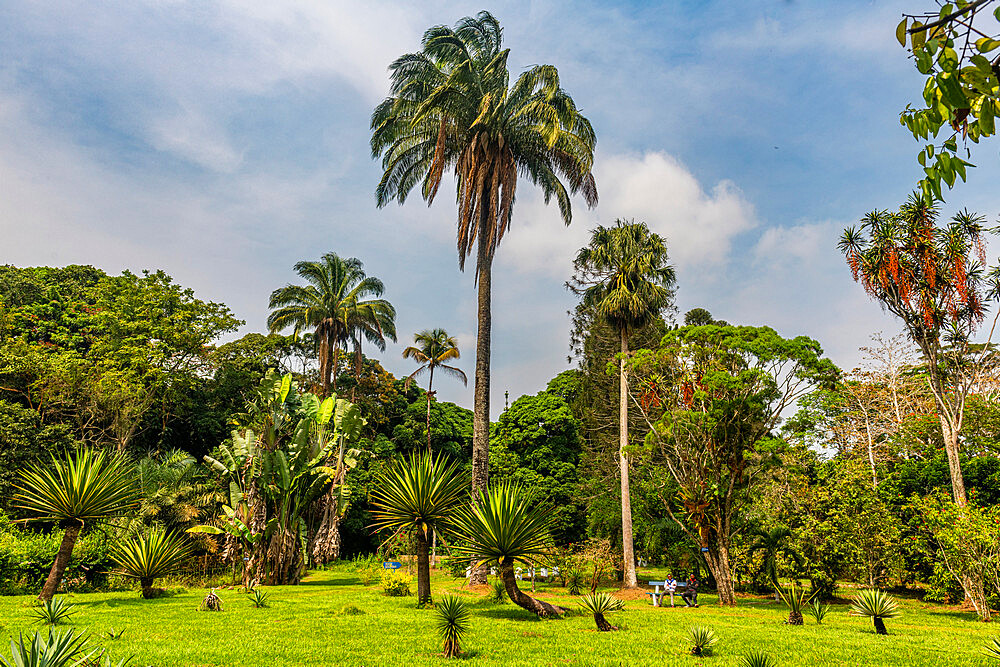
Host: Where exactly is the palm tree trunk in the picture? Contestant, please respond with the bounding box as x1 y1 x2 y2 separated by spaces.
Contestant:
351 338 362 402
39 522 80 601
619 329 637 589
470 241 492 586
318 330 331 397
416 530 431 606
331 343 340 395
426 366 435 454
499 563 567 617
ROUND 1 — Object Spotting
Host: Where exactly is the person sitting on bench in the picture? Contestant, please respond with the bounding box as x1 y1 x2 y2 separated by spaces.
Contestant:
681 575 699 607
665 574 678 607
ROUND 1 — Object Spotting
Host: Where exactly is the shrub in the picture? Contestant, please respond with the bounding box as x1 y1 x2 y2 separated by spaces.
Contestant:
566 569 583 596
850 589 901 635
776 580 814 626
338 604 366 616
579 592 624 632
31 597 76 626
488 580 506 604
0 516 115 595
434 595 470 658
687 626 717 656
110 527 194 599
0 628 90 667
808 598 830 624
248 588 269 608
380 569 412 597
740 651 776 667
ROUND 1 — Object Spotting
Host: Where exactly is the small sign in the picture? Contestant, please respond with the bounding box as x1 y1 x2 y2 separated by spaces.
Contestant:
382 561 403 570
700 547 709 552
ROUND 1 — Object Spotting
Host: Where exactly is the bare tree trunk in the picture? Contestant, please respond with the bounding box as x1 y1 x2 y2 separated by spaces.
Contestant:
940 416 967 506
38 523 80 601
470 241 492 586
310 488 342 565
500 564 567 617
619 329 637 589
416 530 431 606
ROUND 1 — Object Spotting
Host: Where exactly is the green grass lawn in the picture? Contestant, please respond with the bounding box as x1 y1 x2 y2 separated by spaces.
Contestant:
0 566 995 666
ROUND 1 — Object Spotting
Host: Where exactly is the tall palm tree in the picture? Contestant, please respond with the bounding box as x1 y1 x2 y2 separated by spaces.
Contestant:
371 13 598 576
370 452 468 606
14 449 138 600
267 252 396 396
569 219 675 588
403 329 468 453
346 295 399 401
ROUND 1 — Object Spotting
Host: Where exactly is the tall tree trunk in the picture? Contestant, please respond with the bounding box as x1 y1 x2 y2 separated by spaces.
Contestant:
310 488 342 565
619 329 638 589
319 326 332 397
38 522 81 601
416 530 431 606
331 344 341 395
703 541 736 606
940 416 967 506
351 338 362 402
469 245 492 586
499 563 567 617
426 366 435 454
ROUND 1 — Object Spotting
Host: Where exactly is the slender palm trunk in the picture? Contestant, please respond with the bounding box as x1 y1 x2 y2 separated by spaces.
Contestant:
331 345 341 395
470 237 492 586
426 366 435 454
416 530 431 605
39 523 80 601
619 329 637 589
499 564 567 617
351 339 362 402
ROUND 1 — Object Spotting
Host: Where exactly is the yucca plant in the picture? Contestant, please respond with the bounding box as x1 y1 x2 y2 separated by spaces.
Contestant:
740 651 776 667
370 452 468 606
14 449 138 601
688 626 718 657
434 595 471 658
0 628 92 667
111 527 194 599
850 589 901 635
809 597 830 624
200 589 223 612
248 589 269 609
984 636 1000 659
566 569 583 596
30 598 76 626
775 580 814 626
488 579 507 604
579 592 625 632
447 482 568 617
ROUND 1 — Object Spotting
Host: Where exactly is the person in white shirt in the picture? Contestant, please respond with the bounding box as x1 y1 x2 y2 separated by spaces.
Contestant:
665 575 678 607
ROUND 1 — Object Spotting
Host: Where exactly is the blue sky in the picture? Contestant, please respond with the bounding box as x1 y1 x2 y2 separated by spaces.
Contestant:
2 1 999 414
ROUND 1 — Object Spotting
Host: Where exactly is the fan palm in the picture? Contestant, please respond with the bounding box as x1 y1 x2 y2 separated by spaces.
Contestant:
267 252 396 396
569 219 675 588
370 452 468 605
111 527 195 598
14 449 138 601
850 589 902 635
372 12 598 573
447 481 567 617
403 329 468 453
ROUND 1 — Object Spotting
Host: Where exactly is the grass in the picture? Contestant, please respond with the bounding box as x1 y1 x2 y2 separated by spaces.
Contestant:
0 565 994 666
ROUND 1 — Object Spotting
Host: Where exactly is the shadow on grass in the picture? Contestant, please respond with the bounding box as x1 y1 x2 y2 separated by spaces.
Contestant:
474 607 547 621
296 576 359 587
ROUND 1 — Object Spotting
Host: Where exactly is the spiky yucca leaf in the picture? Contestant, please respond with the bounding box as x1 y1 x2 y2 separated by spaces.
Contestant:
488 580 506 604
30 598 75 626
984 636 1000 659
249 589 269 608
566 569 583 595
447 482 554 569
111 527 194 598
850 589 901 635
370 452 467 537
688 626 718 656
579 592 625 615
14 449 138 524
809 598 830 624
434 595 470 658
740 651 777 667
775 580 814 625
0 628 92 667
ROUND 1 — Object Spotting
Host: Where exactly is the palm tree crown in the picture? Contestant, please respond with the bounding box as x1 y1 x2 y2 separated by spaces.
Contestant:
267 252 396 395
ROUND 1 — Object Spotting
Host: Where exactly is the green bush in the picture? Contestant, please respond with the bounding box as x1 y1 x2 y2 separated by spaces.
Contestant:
922 562 962 604
380 569 412 597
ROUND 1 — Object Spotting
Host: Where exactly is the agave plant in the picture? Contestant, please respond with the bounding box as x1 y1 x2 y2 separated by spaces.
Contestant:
566 569 583 596
370 452 468 606
984 636 1000 659
30 598 76 626
248 588 269 609
775 580 814 626
809 598 830 624
434 595 470 658
111 527 194 599
14 449 138 601
488 580 507 604
447 482 568 617
0 628 92 667
579 592 625 632
740 651 776 667
688 626 718 657
850 589 901 635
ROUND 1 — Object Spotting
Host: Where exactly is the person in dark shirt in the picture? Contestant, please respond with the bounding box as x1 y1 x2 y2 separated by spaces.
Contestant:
681 575 699 607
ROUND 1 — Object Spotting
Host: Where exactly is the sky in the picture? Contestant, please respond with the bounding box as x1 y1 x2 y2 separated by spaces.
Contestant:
2 0 1000 415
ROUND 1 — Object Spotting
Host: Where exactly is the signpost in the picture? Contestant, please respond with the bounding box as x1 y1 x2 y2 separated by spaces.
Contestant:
382 561 403 570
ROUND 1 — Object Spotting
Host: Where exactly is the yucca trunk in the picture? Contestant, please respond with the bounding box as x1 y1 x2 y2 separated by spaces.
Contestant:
416 530 432 606
140 577 157 599
499 563 567 617
469 223 492 587
787 610 803 625
619 329 638 589
873 617 887 635
38 522 81 601
593 612 615 632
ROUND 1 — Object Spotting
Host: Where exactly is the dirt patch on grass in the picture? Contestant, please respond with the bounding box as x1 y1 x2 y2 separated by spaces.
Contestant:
612 588 651 601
